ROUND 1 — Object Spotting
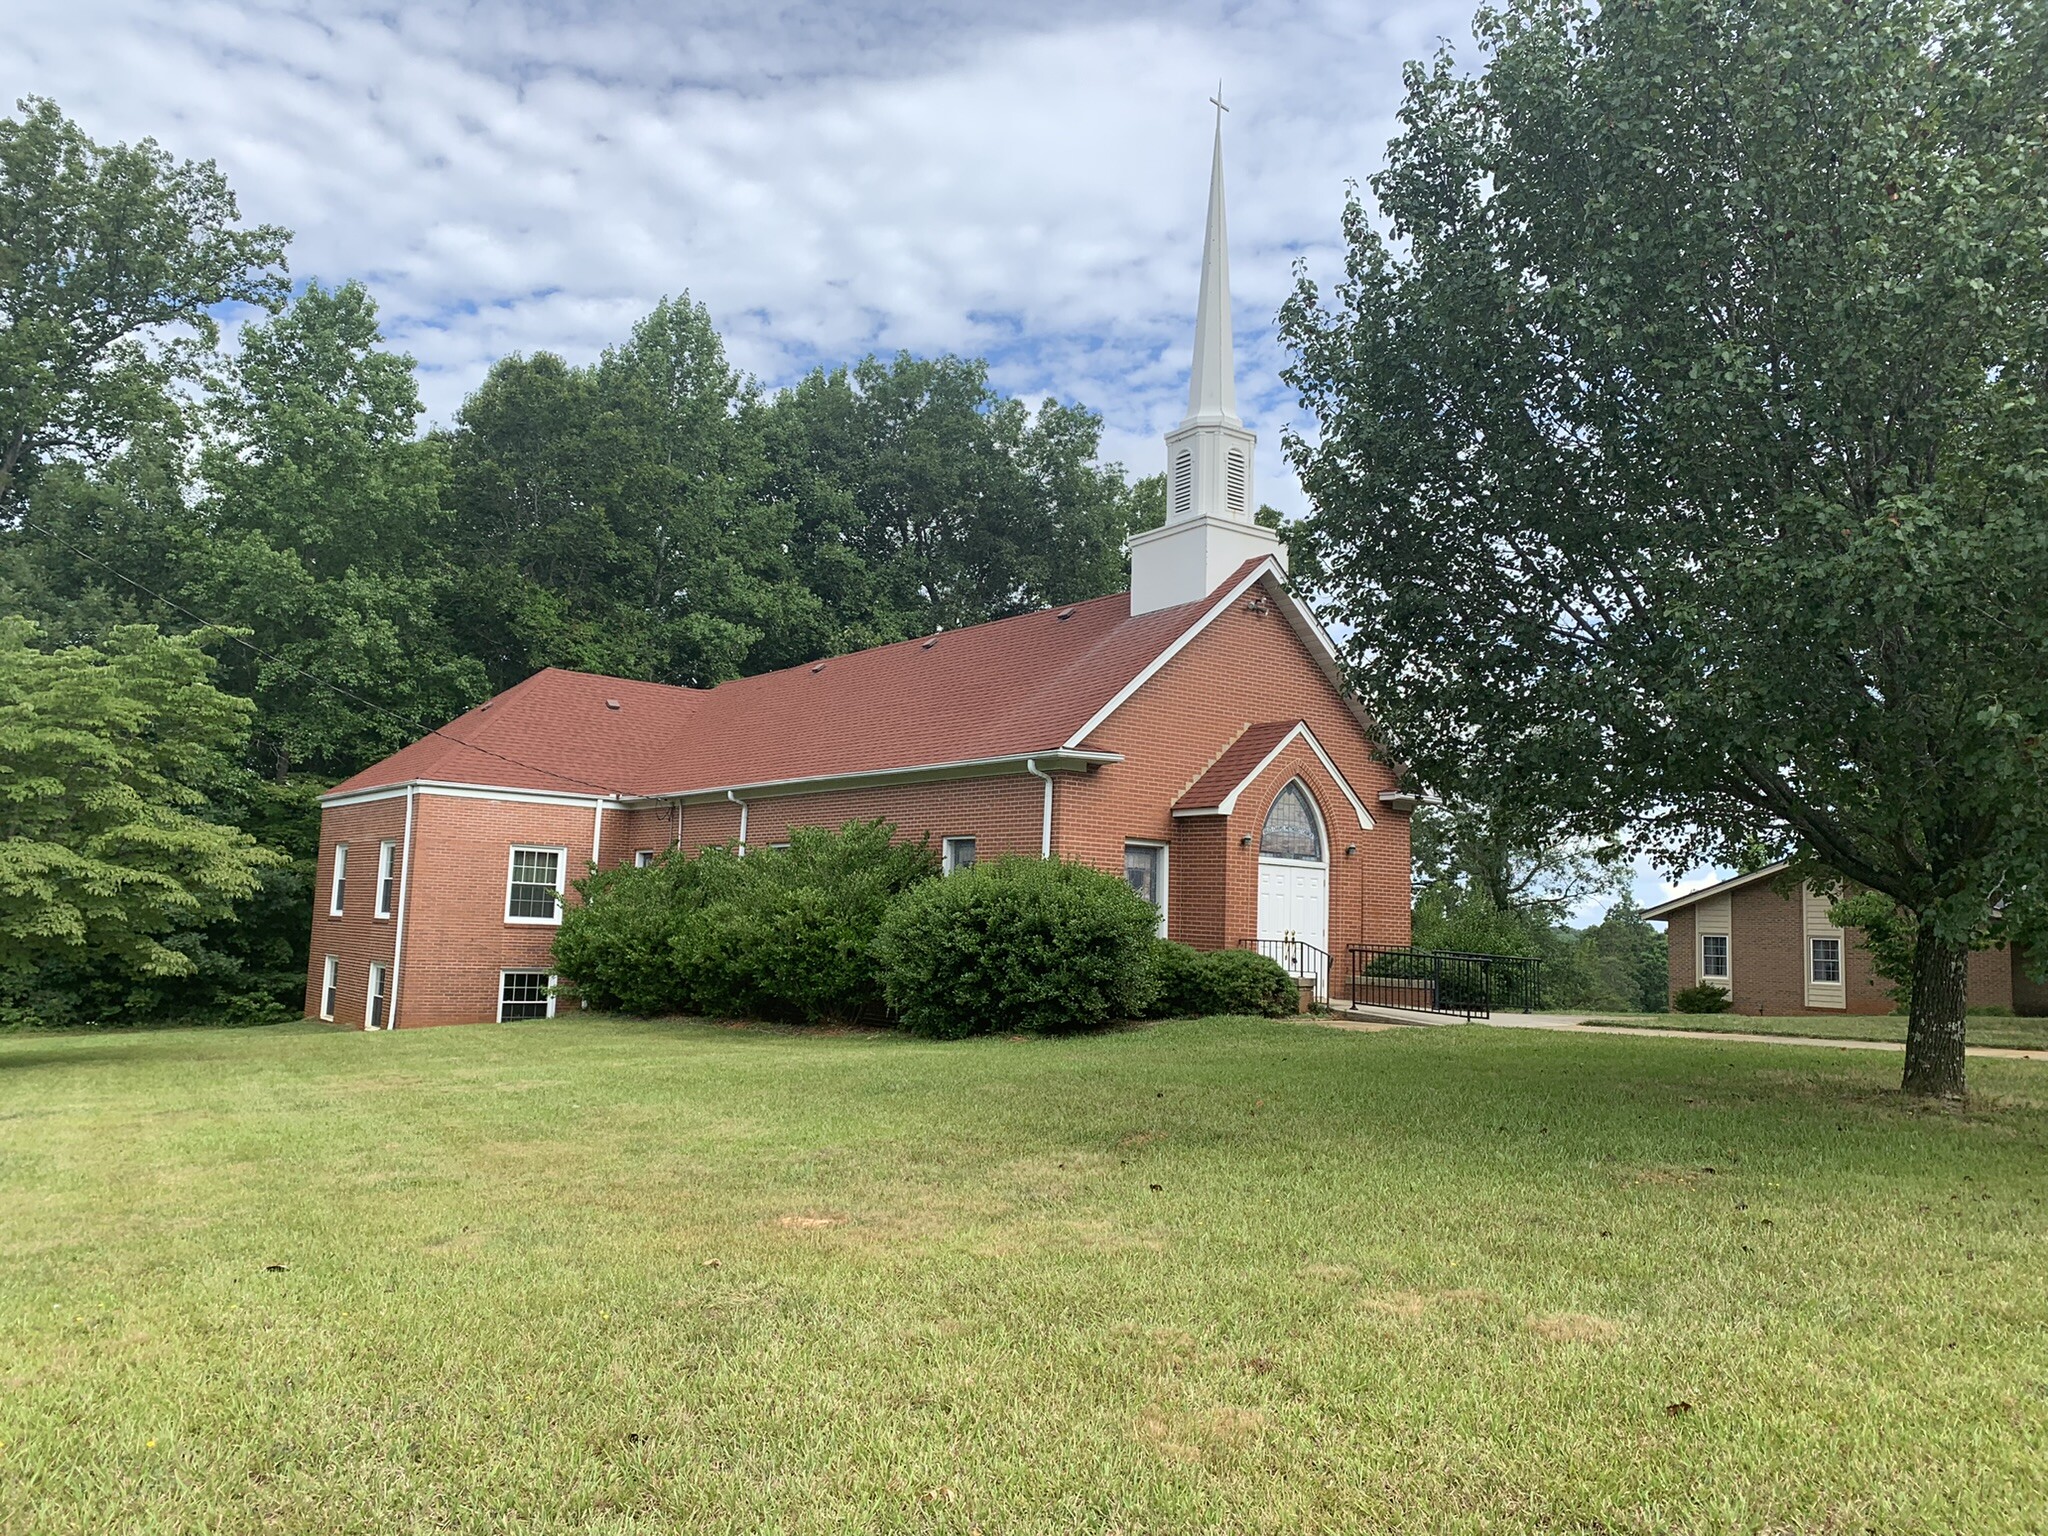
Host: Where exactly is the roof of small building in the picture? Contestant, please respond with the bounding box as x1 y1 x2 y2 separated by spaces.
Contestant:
1640 863 1791 920
325 559 1275 802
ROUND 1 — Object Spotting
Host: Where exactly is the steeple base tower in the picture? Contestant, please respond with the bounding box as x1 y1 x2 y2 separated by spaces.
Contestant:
1129 515 1283 614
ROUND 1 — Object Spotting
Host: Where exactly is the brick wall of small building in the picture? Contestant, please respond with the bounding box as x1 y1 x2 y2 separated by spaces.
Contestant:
1663 905 1695 1009
1661 883 2018 1016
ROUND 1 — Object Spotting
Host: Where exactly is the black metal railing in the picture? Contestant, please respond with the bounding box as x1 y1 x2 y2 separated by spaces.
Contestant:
1346 945 1543 1021
1237 937 1332 1004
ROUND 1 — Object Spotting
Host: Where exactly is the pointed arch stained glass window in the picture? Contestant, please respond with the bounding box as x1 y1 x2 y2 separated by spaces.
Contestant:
1259 781 1322 861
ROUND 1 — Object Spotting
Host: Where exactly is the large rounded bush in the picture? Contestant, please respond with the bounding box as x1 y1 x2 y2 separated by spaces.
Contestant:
673 822 937 1024
1143 939 1296 1018
872 856 1163 1038
554 821 936 1021
552 851 705 1014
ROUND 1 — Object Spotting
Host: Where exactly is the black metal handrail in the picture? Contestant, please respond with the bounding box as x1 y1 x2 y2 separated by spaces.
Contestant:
1236 937 1332 1003
1346 945 1543 1021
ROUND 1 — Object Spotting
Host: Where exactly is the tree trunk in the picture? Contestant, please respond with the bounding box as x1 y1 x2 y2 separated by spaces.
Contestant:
1902 920 1969 1099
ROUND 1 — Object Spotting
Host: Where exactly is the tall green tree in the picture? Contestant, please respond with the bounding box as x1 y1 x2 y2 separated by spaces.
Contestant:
0 619 281 1025
756 353 1151 642
197 280 484 780
0 96 288 513
445 295 819 689
1281 0 2048 1095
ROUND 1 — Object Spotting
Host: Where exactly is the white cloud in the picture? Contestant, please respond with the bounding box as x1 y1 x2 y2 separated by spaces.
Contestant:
5 0 1477 518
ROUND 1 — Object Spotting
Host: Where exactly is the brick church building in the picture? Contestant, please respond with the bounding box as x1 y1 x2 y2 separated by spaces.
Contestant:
304 117 1416 1029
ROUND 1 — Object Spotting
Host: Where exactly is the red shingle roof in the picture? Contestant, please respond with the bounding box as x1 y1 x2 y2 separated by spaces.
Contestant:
325 561 1273 800
1173 720 1300 812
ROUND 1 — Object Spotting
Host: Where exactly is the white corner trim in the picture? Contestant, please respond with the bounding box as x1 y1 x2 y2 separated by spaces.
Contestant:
1060 558 1282 750
385 788 417 1029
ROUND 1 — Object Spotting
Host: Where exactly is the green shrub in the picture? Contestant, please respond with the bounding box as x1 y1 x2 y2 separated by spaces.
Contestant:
872 856 1162 1038
672 823 938 1025
1144 940 1296 1018
1672 982 1734 1014
554 822 936 1022
552 850 706 1014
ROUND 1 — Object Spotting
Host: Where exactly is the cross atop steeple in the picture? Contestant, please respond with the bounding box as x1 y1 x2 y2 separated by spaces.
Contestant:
1210 82 1228 119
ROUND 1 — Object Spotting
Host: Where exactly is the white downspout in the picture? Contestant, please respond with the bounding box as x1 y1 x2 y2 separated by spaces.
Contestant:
1025 758 1053 859
385 785 417 1029
591 798 606 868
726 789 748 852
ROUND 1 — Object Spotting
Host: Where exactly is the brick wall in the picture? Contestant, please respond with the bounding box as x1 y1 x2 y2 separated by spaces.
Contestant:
302 796 409 1028
1059 590 1412 960
306 791 606 1029
1659 882 2018 1016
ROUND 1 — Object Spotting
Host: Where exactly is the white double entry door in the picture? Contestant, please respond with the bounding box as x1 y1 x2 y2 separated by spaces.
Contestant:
1258 857 1329 979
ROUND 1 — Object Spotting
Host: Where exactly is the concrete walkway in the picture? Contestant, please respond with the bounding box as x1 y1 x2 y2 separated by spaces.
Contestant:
1321 1005 2048 1064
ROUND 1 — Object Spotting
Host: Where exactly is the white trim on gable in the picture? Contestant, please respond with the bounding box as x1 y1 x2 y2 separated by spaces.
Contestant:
1061 560 1398 772
1642 863 1790 921
1170 721 1373 829
1061 559 1279 751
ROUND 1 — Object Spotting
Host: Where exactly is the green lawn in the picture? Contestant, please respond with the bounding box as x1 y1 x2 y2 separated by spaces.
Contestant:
3 1016 2045 1534
1585 1012 2048 1050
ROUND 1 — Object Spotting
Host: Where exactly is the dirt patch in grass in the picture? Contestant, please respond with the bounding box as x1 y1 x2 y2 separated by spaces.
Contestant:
773 1213 847 1230
1527 1312 1621 1344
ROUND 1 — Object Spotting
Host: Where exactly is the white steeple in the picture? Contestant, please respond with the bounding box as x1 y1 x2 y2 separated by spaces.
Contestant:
1185 109 1239 428
1129 88 1284 615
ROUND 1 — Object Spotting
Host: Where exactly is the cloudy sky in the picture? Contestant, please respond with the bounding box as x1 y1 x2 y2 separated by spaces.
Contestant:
7 0 1718 915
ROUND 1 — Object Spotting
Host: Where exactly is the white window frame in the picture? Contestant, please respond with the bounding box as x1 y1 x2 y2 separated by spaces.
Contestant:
375 839 397 918
942 836 977 875
1810 936 1842 985
366 962 388 1031
498 970 558 1022
329 843 348 916
634 849 654 869
319 956 339 1021
1700 933 1730 981
505 845 568 925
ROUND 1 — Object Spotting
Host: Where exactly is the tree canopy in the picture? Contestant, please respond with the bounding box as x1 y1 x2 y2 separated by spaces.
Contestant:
1281 0 2048 1095
0 99 1162 1026
0 619 281 1024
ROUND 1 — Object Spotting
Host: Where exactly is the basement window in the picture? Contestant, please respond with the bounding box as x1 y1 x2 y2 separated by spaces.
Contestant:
499 971 556 1022
320 956 339 1021
506 846 566 923
634 850 655 869
942 837 977 875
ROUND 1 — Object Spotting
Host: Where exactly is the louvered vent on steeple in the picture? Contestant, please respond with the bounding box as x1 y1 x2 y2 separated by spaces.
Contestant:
1226 450 1248 516
1173 450 1194 518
